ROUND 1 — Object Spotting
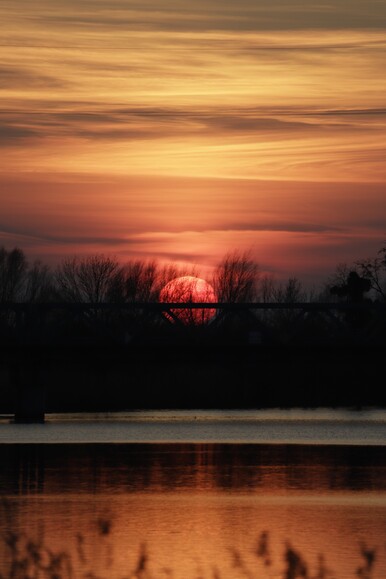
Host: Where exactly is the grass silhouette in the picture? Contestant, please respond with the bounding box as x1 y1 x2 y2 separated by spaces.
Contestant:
0 523 378 579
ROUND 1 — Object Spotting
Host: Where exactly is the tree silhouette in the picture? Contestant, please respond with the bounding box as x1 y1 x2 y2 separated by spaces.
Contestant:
24 260 53 302
272 277 306 304
108 260 159 303
330 271 371 303
355 247 386 301
0 247 28 302
56 254 119 302
213 250 259 302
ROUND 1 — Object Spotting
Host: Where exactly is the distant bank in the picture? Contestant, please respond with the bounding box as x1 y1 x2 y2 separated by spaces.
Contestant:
1 409 386 445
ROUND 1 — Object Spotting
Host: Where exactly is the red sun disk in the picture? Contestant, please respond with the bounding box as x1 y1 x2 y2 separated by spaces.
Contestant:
159 276 217 325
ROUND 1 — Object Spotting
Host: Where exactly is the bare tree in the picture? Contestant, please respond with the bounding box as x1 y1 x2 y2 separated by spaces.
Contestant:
213 251 260 303
355 249 386 301
0 247 28 302
258 273 276 303
273 277 306 304
325 247 386 303
108 260 159 303
319 263 355 303
56 254 119 302
24 261 54 302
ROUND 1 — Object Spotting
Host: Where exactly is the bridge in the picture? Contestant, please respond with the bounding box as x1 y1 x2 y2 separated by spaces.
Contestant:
1 300 385 341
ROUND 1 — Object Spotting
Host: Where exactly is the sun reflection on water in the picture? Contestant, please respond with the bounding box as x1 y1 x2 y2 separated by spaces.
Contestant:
0 444 386 578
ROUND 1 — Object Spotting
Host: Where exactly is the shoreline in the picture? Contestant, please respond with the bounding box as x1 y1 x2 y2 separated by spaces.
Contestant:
1 408 385 445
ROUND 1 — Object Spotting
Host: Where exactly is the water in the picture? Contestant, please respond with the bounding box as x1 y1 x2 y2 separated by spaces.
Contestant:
0 411 386 578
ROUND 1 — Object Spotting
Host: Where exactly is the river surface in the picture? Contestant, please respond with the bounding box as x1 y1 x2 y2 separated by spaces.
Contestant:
0 410 385 578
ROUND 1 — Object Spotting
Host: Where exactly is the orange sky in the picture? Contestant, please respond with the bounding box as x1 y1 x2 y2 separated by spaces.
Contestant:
1 0 386 284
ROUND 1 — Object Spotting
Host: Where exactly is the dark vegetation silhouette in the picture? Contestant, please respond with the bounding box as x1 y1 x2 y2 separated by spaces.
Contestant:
329 271 373 330
0 247 53 303
330 271 372 303
355 247 386 302
2 244 386 306
55 254 120 303
1 442 383 576
1 245 386 413
213 250 260 302
0 441 383 578
0 510 378 579
0 247 28 302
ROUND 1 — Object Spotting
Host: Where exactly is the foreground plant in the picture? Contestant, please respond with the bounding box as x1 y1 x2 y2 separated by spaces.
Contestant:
0 526 378 579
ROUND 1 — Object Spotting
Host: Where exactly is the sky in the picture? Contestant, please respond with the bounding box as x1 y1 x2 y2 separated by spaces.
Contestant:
1 0 386 285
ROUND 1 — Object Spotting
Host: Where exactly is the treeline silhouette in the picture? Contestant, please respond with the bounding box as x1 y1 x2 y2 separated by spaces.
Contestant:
0 246 298 304
1 244 385 345
1 244 386 305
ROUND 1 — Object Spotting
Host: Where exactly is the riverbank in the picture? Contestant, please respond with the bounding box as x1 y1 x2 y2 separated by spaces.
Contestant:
1 409 386 444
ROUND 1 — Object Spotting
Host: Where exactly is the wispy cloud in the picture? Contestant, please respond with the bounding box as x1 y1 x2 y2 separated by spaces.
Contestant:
0 0 385 281
5 0 385 34
0 65 65 88
0 123 38 145
1 105 385 150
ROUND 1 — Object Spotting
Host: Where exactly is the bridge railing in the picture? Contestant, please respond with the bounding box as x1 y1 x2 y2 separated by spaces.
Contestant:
0 301 385 346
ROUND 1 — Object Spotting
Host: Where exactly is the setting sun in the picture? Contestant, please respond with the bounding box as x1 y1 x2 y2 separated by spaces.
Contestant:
159 276 217 324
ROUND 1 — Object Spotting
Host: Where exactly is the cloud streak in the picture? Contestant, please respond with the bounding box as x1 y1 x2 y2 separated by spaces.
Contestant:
1 105 385 150
3 0 385 35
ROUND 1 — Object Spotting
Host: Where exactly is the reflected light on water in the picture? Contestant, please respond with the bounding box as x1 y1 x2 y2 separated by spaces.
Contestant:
1 444 386 578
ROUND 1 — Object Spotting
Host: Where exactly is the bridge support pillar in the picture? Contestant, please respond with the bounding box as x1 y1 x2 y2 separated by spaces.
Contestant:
14 386 46 423
13 354 46 424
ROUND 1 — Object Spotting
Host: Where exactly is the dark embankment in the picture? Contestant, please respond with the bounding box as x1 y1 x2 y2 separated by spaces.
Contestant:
0 340 385 413
1 301 386 414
